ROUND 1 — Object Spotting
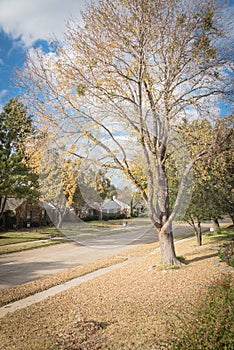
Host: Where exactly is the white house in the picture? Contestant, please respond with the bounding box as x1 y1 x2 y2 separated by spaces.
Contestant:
101 197 130 217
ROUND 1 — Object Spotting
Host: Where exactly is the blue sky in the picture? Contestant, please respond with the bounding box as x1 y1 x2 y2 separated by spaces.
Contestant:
0 0 86 109
0 0 233 114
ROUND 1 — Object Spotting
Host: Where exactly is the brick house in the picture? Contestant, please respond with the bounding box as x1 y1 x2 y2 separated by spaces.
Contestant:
3 198 52 228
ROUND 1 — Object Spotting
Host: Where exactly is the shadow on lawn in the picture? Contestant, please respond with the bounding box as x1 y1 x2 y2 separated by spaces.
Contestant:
185 252 218 265
205 234 234 244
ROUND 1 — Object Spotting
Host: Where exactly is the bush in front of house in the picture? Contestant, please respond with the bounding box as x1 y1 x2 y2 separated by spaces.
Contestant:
82 215 99 222
102 213 126 221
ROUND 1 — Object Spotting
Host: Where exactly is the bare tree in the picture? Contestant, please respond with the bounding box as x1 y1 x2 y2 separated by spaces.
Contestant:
18 0 233 265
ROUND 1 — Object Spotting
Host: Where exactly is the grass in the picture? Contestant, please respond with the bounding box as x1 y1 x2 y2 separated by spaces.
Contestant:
89 217 151 228
0 231 51 246
1 226 232 303
0 227 64 245
0 240 160 307
164 275 234 350
203 227 234 249
89 219 130 228
0 227 66 254
0 239 62 255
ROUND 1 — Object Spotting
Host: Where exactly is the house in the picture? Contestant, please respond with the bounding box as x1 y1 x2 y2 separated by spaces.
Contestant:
102 197 130 217
2 198 52 228
2 195 131 227
80 202 102 220
16 200 54 228
132 200 146 216
80 196 130 220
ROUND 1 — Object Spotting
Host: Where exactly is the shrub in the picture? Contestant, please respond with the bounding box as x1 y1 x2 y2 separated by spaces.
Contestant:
165 275 234 350
218 242 234 268
83 215 99 222
102 213 126 220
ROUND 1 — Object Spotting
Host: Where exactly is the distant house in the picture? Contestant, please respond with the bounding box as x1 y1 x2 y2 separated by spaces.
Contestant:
132 200 145 215
80 202 101 219
16 200 51 228
102 197 130 217
3 198 52 228
2 195 132 227
80 196 130 220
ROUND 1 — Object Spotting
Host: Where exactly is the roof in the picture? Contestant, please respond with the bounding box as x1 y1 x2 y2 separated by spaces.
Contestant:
133 200 144 209
39 201 56 210
113 198 130 210
101 197 130 210
102 199 121 210
2 198 26 212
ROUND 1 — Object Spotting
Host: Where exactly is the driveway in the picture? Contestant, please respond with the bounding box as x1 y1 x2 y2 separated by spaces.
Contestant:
0 222 197 289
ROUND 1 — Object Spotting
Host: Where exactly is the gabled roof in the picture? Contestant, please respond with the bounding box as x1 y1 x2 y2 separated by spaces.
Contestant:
2 198 26 212
101 197 130 210
102 199 121 210
39 201 56 210
113 198 130 210
133 200 144 209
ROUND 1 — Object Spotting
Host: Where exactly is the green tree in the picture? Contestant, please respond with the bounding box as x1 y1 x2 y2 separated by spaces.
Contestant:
0 98 38 230
182 116 234 244
19 0 233 265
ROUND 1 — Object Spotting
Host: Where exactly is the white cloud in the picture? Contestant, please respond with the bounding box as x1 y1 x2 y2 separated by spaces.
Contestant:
0 0 86 46
0 89 8 111
0 89 8 99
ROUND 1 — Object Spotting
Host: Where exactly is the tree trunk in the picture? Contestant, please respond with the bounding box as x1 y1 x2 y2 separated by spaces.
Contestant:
56 211 63 229
158 228 181 266
187 216 202 245
196 221 202 246
130 198 134 217
211 218 220 231
0 196 7 231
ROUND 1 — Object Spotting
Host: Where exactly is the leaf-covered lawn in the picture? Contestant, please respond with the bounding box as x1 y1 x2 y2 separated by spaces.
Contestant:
1 232 233 350
0 256 127 307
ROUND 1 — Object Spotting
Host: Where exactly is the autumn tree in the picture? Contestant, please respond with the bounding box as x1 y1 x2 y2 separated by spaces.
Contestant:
181 116 233 244
28 134 117 226
0 98 38 230
19 0 233 264
65 166 117 218
96 170 117 200
217 123 234 224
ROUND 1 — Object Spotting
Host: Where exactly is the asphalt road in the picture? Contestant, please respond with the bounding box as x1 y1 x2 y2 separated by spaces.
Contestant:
0 222 200 289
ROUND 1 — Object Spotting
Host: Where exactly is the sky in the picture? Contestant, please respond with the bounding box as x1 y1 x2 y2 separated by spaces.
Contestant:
0 0 233 114
0 0 86 110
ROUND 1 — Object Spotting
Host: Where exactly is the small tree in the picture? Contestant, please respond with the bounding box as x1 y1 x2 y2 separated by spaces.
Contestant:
19 0 233 264
0 98 38 230
182 116 233 244
95 170 117 200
